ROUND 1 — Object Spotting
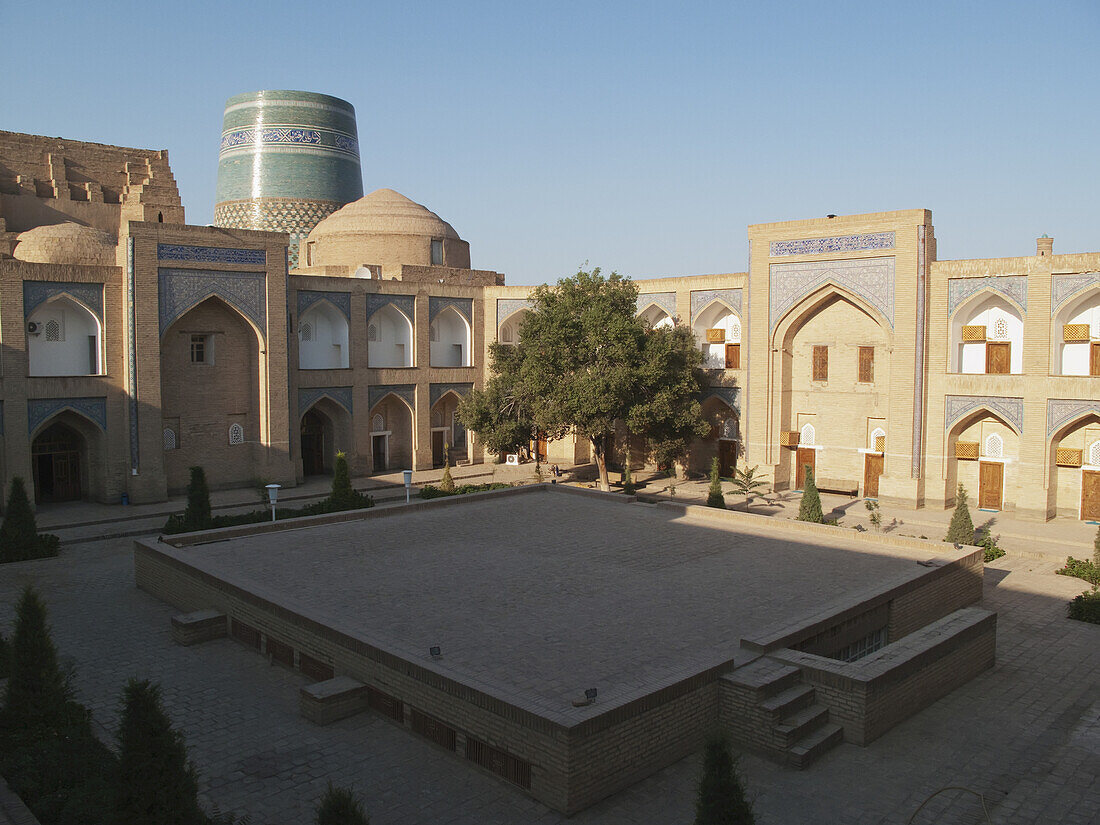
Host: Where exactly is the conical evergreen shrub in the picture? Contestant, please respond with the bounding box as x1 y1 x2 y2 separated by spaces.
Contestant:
112 679 206 825
182 466 212 531
797 466 823 523
2 586 69 734
330 452 355 507
694 734 755 825
439 444 455 493
316 783 370 825
1093 524 1099 568
706 457 725 509
621 456 634 494
0 477 58 562
944 483 975 545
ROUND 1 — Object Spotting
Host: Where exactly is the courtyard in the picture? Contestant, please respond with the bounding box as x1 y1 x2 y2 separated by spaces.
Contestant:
0 490 1096 823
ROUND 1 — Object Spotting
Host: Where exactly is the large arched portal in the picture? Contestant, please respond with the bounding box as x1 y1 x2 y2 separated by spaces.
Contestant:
161 297 261 492
299 397 353 477
32 421 84 502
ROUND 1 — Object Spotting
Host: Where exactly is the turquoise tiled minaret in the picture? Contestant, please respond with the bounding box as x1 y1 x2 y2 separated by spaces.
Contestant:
214 90 363 268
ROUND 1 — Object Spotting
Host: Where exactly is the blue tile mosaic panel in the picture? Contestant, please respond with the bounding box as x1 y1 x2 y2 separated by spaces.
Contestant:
770 232 895 257
157 244 266 266
23 281 104 322
28 397 107 433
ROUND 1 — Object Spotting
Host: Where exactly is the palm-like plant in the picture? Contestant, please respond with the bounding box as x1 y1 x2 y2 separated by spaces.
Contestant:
730 465 768 512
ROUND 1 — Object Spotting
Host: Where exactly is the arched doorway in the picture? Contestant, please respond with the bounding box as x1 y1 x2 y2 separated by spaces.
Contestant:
430 391 466 467
300 408 331 476
368 395 413 473
32 422 83 502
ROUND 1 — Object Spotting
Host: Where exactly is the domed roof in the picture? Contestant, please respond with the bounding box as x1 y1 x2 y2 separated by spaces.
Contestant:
14 222 117 266
307 188 461 242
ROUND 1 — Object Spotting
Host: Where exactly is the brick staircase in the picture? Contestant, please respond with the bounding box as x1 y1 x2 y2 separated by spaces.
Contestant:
719 657 843 768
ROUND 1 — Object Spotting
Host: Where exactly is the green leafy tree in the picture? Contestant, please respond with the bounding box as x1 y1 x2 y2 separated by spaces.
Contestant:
112 679 206 825
2 586 69 733
439 445 455 493
797 466 824 523
944 483 975 545
730 465 767 512
316 783 369 825
462 268 705 491
0 477 59 562
457 344 537 458
694 734 755 825
183 466 212 530
707 457 726 509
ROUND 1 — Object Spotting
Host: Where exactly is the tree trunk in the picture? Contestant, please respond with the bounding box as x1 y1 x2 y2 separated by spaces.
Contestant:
593 436 611 492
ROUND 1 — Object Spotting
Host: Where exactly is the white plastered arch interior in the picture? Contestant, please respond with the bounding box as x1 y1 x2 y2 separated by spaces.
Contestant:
951 293 1024 373
298 301 349 369
430 306 471 367
367 304 413 368
27 295 102 376
1055 289 1100 375
638 303 674 330
692 301 740 369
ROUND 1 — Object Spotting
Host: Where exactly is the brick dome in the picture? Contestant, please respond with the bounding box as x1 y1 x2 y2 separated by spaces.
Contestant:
14 222 117 266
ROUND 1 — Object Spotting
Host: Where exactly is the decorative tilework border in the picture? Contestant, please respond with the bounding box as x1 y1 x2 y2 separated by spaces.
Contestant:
368 385 416 411
219 127 360 158
770 232 895 257
367 293 415 323
158 268 267 338
157 244 266 266
944 395 1024 435
298 290 351 321
947 276 1028 316
496 299 533 329
769 257 895 330
430 383 473 407
28 397 107 434
298 386 353 418
690 289 742 322
1047 398 1100 437
429 296 473 324
912 225 927 479
23 281 104 322
1051 273 1100 315
637 292 677 319
699 386 741 412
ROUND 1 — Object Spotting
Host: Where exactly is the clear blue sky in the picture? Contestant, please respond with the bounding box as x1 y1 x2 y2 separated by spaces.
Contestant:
2 1 1097 285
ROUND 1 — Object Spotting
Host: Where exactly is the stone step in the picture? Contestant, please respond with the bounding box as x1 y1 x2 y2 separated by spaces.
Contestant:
759 682 816 719
787 722 844 770
723 658 802 698
774 703 830 749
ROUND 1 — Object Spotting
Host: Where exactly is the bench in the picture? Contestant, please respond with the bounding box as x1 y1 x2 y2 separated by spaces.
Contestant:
170 609 226 646
816 478 859 497
300 676 369 725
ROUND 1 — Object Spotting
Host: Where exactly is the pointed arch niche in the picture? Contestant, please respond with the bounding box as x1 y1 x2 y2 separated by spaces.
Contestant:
950 293 1024 374
367 393 414 472
638 303 674 330
1054 287 1100 376
27 296 102 376
692 301 741 369
430 306 471 367
367 303 413 368
945 409 1018 512
298 300 349 369
1049 411 1100 519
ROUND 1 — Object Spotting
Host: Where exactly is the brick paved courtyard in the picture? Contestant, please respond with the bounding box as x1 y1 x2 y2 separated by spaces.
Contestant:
0 499 1097 823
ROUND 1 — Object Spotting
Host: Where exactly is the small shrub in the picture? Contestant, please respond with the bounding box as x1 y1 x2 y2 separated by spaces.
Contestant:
706 457 725 509
1094 524 1100 568
419 482 511 500
797 467 823 523
183 466 212 531
978 532 1005 562
2 586 70 733
1067 589 1100 624
0 478 60 563
1056 556 1100 587
329 452 372 510
865 499 882 531
112 679 206 825
439 445 456 493
316 782 369 825
694 734 755 825
944 483 975 545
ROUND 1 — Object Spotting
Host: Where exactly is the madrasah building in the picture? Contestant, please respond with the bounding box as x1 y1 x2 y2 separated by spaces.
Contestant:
1 90 1098 522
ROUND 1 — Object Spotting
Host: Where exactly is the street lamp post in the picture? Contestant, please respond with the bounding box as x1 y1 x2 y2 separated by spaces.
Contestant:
403 470 413 504
265 483 281 522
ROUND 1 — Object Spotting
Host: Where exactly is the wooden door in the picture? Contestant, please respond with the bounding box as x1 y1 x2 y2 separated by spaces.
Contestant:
718 440 737 477
725 343 740 369
300 412 325 476
795 448 816 490
372 435 387 472
1082 470 1100 521
1091 342 1100 377
979 461 1003 510
432 430 446 467
864 453 884 498
986 342 1011 374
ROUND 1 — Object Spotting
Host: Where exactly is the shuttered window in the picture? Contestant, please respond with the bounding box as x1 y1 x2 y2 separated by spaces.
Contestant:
858 346 874 383
725 343 740 369
812 346 828 381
